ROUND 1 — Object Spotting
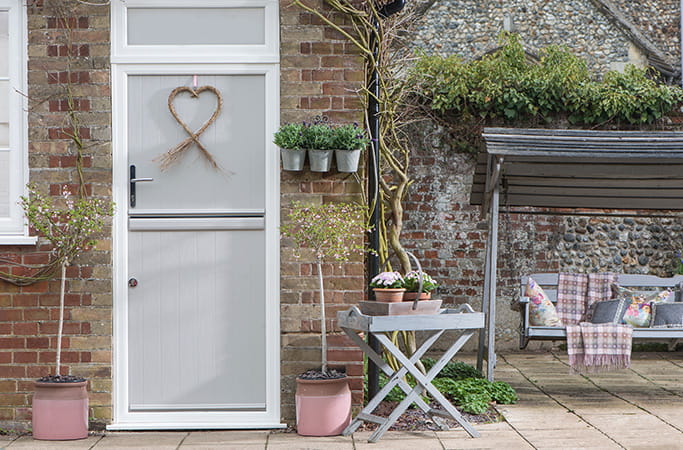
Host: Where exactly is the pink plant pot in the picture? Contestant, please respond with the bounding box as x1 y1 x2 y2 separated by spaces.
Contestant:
296 377 351 436
32 380 88 440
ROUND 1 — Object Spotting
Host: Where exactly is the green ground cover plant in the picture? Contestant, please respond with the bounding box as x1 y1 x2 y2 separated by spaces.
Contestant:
364 358 517 414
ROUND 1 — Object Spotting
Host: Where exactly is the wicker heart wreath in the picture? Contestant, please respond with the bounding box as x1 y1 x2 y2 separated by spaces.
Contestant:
156 85 224 171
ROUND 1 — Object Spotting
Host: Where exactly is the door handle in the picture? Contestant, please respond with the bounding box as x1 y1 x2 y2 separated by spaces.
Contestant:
130 165 154 208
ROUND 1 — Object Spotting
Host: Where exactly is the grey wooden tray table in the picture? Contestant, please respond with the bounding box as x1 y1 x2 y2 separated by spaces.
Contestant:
336 304 485 443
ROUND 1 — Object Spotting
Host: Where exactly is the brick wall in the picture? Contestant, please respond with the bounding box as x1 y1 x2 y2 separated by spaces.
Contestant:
404 119 683 351
279 0 367 424
0 1 112 431
0 0 367 431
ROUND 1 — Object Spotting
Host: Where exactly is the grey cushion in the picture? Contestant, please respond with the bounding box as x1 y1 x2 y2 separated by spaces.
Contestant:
590 299 628 324
651 303 683 328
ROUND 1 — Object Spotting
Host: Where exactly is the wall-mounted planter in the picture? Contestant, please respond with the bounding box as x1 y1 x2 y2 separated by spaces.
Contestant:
281 148 306 171
308 149 333 172
334 149 361 173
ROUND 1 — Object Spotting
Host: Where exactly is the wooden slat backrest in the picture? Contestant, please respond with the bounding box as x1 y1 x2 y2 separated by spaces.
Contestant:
520 273 683 303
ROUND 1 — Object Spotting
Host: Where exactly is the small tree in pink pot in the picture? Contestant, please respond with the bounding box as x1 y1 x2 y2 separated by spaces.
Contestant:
20 185 113 440
281 201 367 436
281 201 367 375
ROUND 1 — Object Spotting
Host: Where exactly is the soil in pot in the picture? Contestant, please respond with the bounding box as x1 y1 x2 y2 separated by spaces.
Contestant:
32 376 89 440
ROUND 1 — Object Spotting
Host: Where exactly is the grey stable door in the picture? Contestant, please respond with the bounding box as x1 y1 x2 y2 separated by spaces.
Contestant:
127 74 267 411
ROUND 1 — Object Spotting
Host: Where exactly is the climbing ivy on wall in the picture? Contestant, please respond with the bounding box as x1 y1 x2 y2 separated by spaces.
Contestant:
412 33 683 136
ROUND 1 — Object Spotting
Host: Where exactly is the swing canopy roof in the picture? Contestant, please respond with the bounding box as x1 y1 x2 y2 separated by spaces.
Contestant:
471 128 683 211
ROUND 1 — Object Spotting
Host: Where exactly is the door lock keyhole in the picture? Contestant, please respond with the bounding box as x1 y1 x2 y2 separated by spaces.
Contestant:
128 278 138 288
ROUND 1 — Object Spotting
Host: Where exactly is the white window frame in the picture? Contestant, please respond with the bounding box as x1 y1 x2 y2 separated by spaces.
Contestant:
111 0 279 64
0 0 33 244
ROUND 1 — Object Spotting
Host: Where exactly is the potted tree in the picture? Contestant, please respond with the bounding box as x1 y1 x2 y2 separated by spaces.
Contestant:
274 122 307 171
331 123 370 172
280 201 367 436
20 185 113 440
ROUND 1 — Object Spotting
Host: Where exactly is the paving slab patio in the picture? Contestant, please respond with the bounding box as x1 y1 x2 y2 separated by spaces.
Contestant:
1 352 680 449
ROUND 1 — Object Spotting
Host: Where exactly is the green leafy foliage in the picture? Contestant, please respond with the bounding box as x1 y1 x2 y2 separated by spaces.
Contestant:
432 378 518 414
331 123 371 150
20 184 114 265
280 201 367 263
302 123 335 149
273 122 305 149
422 358 483 379
403 271 438 293
412 33 683 127
365 359 517 416
275 121 371 151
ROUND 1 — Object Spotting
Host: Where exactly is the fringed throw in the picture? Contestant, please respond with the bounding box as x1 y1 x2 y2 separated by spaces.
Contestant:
567 322 632 374
557 272 588 325
557 272 617 324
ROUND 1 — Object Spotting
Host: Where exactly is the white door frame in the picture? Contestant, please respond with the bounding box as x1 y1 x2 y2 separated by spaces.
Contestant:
109 63 281 429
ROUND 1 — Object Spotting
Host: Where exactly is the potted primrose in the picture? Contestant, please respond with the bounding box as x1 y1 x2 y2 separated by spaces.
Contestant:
280 201 367 436
21 185 113 440
403 270 438 301
369 271 406 302
331 123 370 173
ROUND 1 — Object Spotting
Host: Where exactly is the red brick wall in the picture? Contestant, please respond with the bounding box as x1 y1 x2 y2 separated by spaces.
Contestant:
0 1 112 431
280 0 367 424
0 0 367 431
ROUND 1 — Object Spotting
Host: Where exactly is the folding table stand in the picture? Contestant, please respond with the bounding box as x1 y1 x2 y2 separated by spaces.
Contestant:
336 304 485 443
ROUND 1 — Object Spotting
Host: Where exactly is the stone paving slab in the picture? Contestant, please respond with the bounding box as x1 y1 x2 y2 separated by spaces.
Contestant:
353 431 442 450
6 436 102 449
89 432 185 449
266 433 353 450
180 430 269 448
2 352 682 449
519 428 622 449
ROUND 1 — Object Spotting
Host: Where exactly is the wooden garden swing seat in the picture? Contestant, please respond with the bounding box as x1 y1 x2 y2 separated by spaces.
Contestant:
469 128 683 380
519 272 683 350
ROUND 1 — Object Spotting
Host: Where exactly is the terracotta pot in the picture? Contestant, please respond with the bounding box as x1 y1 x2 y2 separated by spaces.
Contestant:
296 376 351 436
403 291 432 301
32 380 88 440
373 288 406 302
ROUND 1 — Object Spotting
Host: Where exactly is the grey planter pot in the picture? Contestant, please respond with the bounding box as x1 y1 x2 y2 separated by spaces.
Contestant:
334 149 362 173
308 149 333 172
280 148 306 171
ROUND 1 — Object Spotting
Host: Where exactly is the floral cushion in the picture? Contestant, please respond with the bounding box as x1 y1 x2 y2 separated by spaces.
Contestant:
614 288 672 328
526 277 562 327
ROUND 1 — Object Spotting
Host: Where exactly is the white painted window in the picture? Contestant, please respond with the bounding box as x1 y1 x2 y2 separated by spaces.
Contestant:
0 1 31 243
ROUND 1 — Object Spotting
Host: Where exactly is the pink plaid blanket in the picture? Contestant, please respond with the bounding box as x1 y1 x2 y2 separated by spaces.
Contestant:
566 322 632 374
557 272 617 324
557 273 587 325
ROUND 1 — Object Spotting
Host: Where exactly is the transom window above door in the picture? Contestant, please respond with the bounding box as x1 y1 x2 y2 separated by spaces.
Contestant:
111 0 279 64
